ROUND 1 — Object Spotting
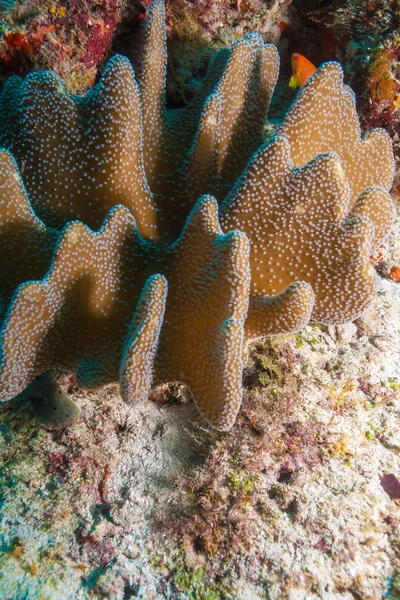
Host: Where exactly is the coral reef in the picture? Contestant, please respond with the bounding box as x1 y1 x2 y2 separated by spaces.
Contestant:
0 0 395 430
0 1 399 597
357 34 400 187
304 0 400 184
0 0 125 93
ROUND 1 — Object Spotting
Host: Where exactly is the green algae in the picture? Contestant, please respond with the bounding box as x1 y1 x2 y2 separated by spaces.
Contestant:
174 567 222 600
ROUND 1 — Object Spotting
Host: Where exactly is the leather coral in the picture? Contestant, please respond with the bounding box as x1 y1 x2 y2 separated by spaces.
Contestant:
0 0 395 430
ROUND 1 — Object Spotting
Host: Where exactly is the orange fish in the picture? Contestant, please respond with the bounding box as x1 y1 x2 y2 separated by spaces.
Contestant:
289 53 317 89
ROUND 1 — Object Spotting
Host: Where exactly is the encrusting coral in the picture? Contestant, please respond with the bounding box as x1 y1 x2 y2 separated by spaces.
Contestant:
0 0 395 430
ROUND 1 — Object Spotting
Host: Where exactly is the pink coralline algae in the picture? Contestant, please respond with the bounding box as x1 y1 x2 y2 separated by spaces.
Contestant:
381 473 400 499
0 0 125 93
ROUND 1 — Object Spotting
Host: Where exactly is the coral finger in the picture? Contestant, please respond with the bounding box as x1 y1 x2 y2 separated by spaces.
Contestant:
196 317 246 431
155 196 250 429
173 93 221 224
311 218 375 323
120 274 167 403
216 34 279 186
348 186 394 250
0 149 56 309
245 282 314 341
139 0 167 186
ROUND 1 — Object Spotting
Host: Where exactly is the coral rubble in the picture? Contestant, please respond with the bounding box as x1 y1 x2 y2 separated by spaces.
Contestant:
0 0 395 430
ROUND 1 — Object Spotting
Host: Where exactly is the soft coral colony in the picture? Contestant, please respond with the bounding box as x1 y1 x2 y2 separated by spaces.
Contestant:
0 0 395 430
